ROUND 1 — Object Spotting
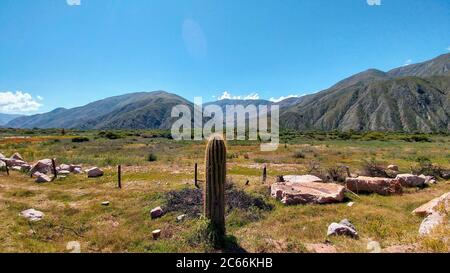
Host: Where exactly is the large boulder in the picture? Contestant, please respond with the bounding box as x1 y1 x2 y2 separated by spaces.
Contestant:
419 213 445 236
396 174 426 188
281 175 323 183
35 174 52 183
271 181 345 205
30 159 53 175
345 176 403 195
412 192 450 217
11 152 24 161
20 209 44 221
327 219 358 239
86 167 104 178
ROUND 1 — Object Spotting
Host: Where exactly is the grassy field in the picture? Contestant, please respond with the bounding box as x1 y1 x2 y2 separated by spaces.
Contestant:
0 129 449 253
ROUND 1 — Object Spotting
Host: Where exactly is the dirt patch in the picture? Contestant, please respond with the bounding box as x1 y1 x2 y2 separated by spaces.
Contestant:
163 183 273 217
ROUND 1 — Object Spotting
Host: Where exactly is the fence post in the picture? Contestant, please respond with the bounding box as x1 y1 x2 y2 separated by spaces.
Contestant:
118 165 122 189
51 158 57 181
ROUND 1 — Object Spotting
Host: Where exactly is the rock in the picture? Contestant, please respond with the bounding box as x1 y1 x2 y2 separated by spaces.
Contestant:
441 171 450 179
35 174 52 183
2 158 27 167
69 164 82 172
327 220 358 239
31 171 42 178
59 164 71 171
150 206 164 219
66 241 81 253
0 152 6 159
58 170 71 175
412 192 450 217
395 174 426 188
282 175 323 183
305 243 337 253
86 167 104 178
419 174 436 185
345 176 403 195
20 164 31 172
101 201 110 206
73 168 83 174
11 152 24 161
20 209 44 221
30 159 53 174
176 214 187 222
367 241 382 253
387 165 399 171
419 213 445 236
383 244 418 253
340 219 356 230
11 166 21 171
152 229 161 240
271 181 345 205
347 202 354 207
0 160 5 169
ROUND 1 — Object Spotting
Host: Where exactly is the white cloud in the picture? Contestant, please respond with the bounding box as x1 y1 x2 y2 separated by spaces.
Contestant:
447 46 450 51
218 91 260 100
66 0 81 6
367 0 381 6
269 94 303 103
402 59 413 67
0 91 43 113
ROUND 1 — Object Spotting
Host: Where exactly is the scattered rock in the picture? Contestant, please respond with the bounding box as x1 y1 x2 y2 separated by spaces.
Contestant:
58 170 71 175
152 229 161 240
101 201 110 206
86 167 104 178
30 159 53 174
11 166 22 171
282 175 323 183
345 176 403 195
387 165 399 171
305 243 337 253
11 152 24 161
327 219 358 239
73 168 83 174
31 171 42 178
150 206 164 219
396 174 426 188
35 174 52 183
20 164 31 172
347 202 354 207
419 212 445 236
69 164 82 172
176 214 186 222
271 181 345 205
20 209 44 221
59 164 71 171
2 158 27 167
367 241 382 253
66 241 81 253
412 192 450 217
419 174 436 185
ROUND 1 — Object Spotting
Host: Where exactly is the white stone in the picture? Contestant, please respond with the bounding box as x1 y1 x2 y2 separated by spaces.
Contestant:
282 175 323 183
20 209 44 222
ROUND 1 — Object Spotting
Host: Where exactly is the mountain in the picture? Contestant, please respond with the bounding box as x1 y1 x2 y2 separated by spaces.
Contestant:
7 53 450 132
280 53 450 132
7 91 193 130
0 113 23 126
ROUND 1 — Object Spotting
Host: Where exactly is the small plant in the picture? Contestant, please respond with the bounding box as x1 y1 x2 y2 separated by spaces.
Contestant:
293 151 305 159
362 158 390 178
72 137 89 143
147 153 158 162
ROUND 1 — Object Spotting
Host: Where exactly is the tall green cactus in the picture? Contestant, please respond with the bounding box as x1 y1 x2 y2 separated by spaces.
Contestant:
204 135 226 244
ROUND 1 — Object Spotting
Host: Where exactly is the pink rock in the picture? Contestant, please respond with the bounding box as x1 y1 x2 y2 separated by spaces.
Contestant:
271 182 345 205
30 159 53 174
346 176 403 195
396 174 426 188
412 192 450 217
11 152 24 161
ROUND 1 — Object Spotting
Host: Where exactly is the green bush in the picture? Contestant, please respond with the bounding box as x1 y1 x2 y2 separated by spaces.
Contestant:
147 153 158 162
72 137 89 143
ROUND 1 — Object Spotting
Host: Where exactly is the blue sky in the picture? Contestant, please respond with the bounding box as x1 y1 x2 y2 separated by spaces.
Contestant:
0 0 449 114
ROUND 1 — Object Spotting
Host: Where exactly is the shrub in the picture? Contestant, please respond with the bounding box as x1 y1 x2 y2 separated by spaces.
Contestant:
362 158 390 178
99 131 121 140
147 153 158 162
293 151 305 159
72 137 89 143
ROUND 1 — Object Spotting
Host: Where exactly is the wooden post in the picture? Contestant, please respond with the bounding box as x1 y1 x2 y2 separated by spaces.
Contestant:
51 158 57 181
118 165 122 189
262 164 267 183
194 163 199 189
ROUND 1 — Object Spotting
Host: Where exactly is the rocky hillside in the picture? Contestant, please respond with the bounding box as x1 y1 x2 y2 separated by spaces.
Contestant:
6 53 450 132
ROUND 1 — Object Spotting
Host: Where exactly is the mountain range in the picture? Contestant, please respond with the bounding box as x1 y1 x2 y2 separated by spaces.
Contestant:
5 53 450 132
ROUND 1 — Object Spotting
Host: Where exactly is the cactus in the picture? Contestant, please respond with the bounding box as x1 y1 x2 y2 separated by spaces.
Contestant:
204 135 226 244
